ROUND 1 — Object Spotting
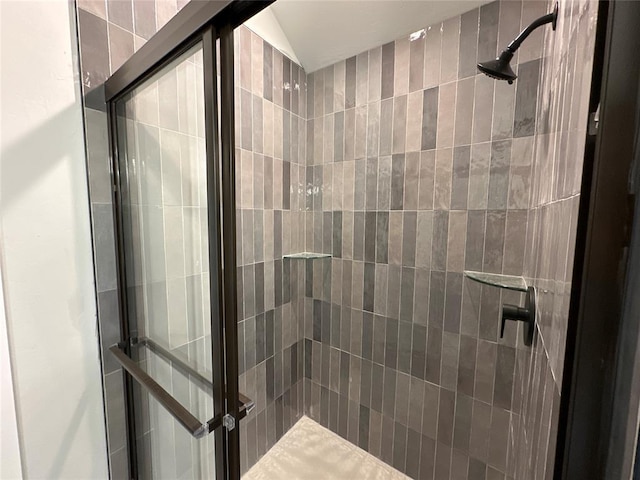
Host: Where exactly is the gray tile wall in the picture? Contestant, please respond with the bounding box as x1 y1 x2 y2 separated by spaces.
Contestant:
233 25 308 475
300 1 597 479
76 0 597 479
508 1 598 478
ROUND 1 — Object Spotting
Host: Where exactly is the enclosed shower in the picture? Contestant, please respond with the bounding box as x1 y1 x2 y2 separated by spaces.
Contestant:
77 0 599 478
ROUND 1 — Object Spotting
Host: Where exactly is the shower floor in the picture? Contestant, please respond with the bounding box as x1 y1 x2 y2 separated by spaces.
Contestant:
243 416 410 480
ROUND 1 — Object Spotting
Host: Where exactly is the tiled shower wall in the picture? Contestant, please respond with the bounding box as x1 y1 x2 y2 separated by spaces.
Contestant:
301 2 543 478
76 1 597 479
510 0 598 478
233 25 308 474
300 1 597 480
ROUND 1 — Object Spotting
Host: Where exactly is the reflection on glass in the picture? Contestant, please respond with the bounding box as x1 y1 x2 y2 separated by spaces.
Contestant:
116 42 216 479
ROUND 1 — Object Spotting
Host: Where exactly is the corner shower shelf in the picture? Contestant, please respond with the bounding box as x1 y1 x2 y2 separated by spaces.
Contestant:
463 270 528 292
283 252 332 259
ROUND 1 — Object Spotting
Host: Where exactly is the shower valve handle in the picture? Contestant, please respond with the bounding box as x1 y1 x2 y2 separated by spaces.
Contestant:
500 286 536 347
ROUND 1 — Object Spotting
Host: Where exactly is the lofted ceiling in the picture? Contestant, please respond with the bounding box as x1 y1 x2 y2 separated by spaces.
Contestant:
245 0 492 73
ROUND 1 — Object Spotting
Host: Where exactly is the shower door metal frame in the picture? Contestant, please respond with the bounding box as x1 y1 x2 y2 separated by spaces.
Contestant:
104 2 274 479
555 0 640 478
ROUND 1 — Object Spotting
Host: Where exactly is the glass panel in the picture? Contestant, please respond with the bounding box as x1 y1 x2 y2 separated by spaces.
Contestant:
115 42 216 479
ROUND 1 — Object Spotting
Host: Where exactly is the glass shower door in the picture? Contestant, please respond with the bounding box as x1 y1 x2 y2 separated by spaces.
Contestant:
112 42 222 479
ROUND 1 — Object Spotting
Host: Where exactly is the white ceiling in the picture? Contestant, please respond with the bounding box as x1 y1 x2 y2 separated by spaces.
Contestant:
247 0 491 73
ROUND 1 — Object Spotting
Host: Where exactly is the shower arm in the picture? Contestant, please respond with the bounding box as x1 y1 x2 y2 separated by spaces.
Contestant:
506 2 558 54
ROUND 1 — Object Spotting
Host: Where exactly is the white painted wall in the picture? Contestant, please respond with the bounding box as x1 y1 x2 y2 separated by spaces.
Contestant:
0 1 109 478
1 270 22 479
267 0 490 72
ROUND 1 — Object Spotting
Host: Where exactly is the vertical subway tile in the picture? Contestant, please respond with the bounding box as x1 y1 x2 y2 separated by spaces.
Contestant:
368 46 382 103
492 79 516 140
334 59 346 111
413 268 431 328
475 340 497 404
409 31 425 92
473 74 495 144
493 344 516 410
426 324 442 384
451 146 471 210
381 42 395 99
453 393 473 453
404 152 420 210
334 111 345 163
424 23 442 88
465 210 486 271
469 399 492 461
419 151 435 210
391 154 405 210
401 212 417 267
251 32 264 96
394 37 410 97
458 335 477 397
133 0 156 40
441 332 460 390
388 212 403 266
380 99 394 156
513 59 541 137
454 77 475 146
459 8 480 79
263 43 273 102
239 27 252 91
421 87 439 150
376 212 389 264
468 142 491 210
488 406 510 471
447 210 467 271
437 388 456 446
436 83 456 149
440 16 461 83
345 56 357 109
434 149 452 210
444 272 463 333
78 10 110 87
392 95 408 154
400 267 415 323
356 52 369 107
483 210 506 274
478 2 500 64
431 212 449 272
108 24 134 73
406 91 423 153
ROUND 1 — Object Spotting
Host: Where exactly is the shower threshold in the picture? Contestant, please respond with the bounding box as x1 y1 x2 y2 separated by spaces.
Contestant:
243 416 410 480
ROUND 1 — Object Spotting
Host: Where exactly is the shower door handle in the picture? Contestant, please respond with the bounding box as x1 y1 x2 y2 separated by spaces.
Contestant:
109 343 222 438
111 339 256 435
